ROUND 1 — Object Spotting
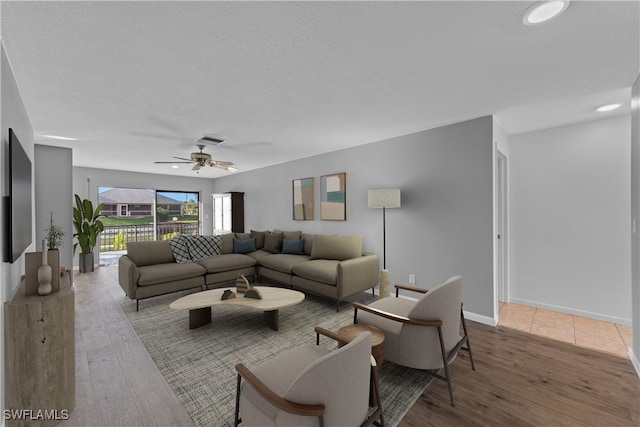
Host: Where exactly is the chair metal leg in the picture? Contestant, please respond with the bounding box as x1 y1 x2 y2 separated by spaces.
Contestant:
460 307 476 370
437 326 455 406
234 373 242 427
136 300 139 311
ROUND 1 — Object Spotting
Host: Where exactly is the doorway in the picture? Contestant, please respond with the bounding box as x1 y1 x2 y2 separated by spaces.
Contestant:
496 150 508 304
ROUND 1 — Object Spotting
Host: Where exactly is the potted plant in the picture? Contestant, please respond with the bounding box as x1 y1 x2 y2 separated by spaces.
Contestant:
72 194 104 273
44 211 65 250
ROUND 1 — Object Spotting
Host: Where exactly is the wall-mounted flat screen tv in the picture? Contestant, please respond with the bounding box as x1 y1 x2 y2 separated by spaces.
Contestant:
4 128 32 263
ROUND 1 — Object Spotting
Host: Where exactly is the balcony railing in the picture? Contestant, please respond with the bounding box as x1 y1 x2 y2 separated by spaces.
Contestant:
99 222 200 252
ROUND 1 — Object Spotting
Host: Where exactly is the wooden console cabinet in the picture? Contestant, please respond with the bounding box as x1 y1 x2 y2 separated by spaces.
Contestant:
4 273 75 426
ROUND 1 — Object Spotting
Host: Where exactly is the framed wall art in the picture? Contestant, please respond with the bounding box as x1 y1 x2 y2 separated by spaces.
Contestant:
320 172 347 221
292 177 315 220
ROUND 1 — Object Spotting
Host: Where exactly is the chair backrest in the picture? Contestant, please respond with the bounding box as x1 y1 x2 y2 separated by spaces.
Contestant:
282 332 372 426
408 275 462 352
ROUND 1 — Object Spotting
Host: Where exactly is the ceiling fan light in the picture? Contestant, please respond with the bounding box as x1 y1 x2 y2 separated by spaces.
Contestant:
523 0 570 25
595 103 622 112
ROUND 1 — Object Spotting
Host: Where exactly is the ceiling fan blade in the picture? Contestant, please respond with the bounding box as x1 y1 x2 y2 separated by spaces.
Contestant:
192 163 202 171
173 156 193 161
212 161 238 172
154 161 193 164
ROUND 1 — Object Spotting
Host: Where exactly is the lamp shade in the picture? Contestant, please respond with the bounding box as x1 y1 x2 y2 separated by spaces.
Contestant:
368 188 401 209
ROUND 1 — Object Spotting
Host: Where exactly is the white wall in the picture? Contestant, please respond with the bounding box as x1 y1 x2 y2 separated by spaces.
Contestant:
35 145 73 273
1 42 35 427
630 72 640 375
214 116 496 322
72 166 217 264
510 116 631 324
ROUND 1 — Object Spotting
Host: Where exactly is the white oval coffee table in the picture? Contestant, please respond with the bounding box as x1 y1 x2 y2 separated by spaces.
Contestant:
169 286 305 331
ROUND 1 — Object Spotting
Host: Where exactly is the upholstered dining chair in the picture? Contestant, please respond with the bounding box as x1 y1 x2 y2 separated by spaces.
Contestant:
353 275 475 406
234 330 385 427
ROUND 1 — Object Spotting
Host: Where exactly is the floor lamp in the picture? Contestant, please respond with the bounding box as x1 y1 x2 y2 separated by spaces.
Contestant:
368 188 401 297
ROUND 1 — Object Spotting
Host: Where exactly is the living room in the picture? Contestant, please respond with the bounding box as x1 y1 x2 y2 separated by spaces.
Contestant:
1 1 639 426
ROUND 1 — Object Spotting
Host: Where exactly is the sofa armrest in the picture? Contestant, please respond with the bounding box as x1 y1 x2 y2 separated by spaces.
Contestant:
118 255 140 299
337 253 380 299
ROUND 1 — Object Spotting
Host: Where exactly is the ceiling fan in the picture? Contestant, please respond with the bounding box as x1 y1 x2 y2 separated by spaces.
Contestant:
154 144 238 173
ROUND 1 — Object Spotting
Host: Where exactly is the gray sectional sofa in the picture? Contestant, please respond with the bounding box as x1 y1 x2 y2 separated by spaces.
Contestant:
118 230 379 311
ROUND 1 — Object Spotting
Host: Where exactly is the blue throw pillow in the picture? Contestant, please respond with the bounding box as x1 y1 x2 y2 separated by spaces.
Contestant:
282 239 304 255
233 237 256 254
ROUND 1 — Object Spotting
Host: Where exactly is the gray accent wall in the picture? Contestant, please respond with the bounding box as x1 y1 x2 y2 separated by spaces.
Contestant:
510 116 632 325
631 72 640 375
1 42 35 424
213 116 496 321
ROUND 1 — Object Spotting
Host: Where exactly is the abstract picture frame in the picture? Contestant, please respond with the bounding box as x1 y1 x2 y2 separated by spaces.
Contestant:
320 172 347 221
292 177 315 220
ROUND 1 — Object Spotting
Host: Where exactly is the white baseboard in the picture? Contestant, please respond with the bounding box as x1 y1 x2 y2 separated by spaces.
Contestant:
630 348 640 379
464 311 497 326
509 297 631 326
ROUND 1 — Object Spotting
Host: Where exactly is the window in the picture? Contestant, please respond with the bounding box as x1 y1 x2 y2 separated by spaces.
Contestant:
156 191 201 240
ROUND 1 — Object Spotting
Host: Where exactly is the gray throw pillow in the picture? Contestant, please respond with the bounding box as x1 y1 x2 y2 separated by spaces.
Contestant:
264 232 284 254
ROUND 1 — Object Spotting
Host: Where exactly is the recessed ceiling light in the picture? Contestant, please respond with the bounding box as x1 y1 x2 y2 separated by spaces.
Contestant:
39 134 78 141
171 165 179 169
523 0 570 25
595 103 622 112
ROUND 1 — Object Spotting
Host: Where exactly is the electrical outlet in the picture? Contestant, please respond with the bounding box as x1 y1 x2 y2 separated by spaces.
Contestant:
409 274 416 284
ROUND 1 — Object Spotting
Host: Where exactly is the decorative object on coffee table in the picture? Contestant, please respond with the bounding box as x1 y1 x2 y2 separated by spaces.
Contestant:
244 288 263 300
221 289 236 300
368 188 401 298
236 273 251 293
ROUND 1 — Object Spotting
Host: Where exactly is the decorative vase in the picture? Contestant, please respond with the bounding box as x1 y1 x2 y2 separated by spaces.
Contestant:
37 240 52 296
380 269 391 298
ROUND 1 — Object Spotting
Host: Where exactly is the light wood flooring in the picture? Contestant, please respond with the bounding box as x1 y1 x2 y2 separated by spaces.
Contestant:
62 265 638 426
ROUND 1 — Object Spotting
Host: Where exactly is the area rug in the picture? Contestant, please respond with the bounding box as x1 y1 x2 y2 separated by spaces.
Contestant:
118 288 433 426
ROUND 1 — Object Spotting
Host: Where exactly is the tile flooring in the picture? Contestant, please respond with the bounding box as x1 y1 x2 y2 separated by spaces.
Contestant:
498 302 632 359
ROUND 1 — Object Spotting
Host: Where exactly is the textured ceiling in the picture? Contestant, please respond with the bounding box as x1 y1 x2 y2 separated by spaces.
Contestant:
1 1 638 178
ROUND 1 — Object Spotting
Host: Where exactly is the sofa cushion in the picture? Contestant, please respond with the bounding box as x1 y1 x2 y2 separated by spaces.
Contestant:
302 233 314 256
245 249 271 262
220 233 234 254
234 238 256 254
185 235 222 262
310 235 363 261
198 253 257 273
273 229 302 240
128 240 176 266
137 262 206 286
291 259 340 285
235 232 251 240
282 239 304 255
250 230 269 249
259 254 311 274
264 232 283 254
